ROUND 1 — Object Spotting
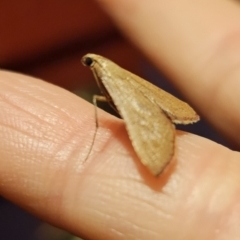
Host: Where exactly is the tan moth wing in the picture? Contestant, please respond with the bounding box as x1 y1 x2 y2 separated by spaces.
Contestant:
82 54 177 176
124 71 200 124
101 70 176 176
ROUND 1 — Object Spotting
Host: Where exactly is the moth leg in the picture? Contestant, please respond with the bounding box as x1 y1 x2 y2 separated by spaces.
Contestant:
93 95 108 128
83 95 107 163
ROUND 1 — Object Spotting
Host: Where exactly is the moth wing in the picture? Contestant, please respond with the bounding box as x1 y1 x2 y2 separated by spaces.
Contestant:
101 71 175 176
124 71 199 124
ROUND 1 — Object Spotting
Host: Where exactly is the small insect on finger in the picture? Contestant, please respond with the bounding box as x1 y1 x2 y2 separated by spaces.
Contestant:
82 53 199 176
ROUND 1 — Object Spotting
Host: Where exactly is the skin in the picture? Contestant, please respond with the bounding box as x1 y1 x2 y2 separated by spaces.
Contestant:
1 0 240 239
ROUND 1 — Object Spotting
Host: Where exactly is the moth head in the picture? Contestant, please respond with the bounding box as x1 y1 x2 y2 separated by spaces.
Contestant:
82 54 99 68
82 57 94 67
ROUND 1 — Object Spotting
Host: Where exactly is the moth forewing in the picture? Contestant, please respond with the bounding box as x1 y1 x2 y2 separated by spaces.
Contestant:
115 68 200 125
82 53 199 176
100 77 176 176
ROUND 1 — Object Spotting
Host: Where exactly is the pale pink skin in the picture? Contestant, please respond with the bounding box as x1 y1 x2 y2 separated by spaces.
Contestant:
1 0 240 239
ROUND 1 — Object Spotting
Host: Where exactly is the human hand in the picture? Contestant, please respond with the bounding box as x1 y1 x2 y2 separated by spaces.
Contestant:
1 0 240 239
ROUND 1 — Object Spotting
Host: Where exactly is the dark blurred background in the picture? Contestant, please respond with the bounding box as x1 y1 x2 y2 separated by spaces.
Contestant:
0 1 229 239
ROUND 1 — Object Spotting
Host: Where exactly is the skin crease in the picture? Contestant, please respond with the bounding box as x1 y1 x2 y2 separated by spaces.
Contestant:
0 1 240 240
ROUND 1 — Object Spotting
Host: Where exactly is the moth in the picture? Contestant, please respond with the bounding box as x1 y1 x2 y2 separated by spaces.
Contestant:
82 53 199 176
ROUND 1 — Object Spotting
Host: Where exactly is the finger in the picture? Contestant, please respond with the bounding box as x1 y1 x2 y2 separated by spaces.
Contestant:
0 70 240 239
95 0 240 146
